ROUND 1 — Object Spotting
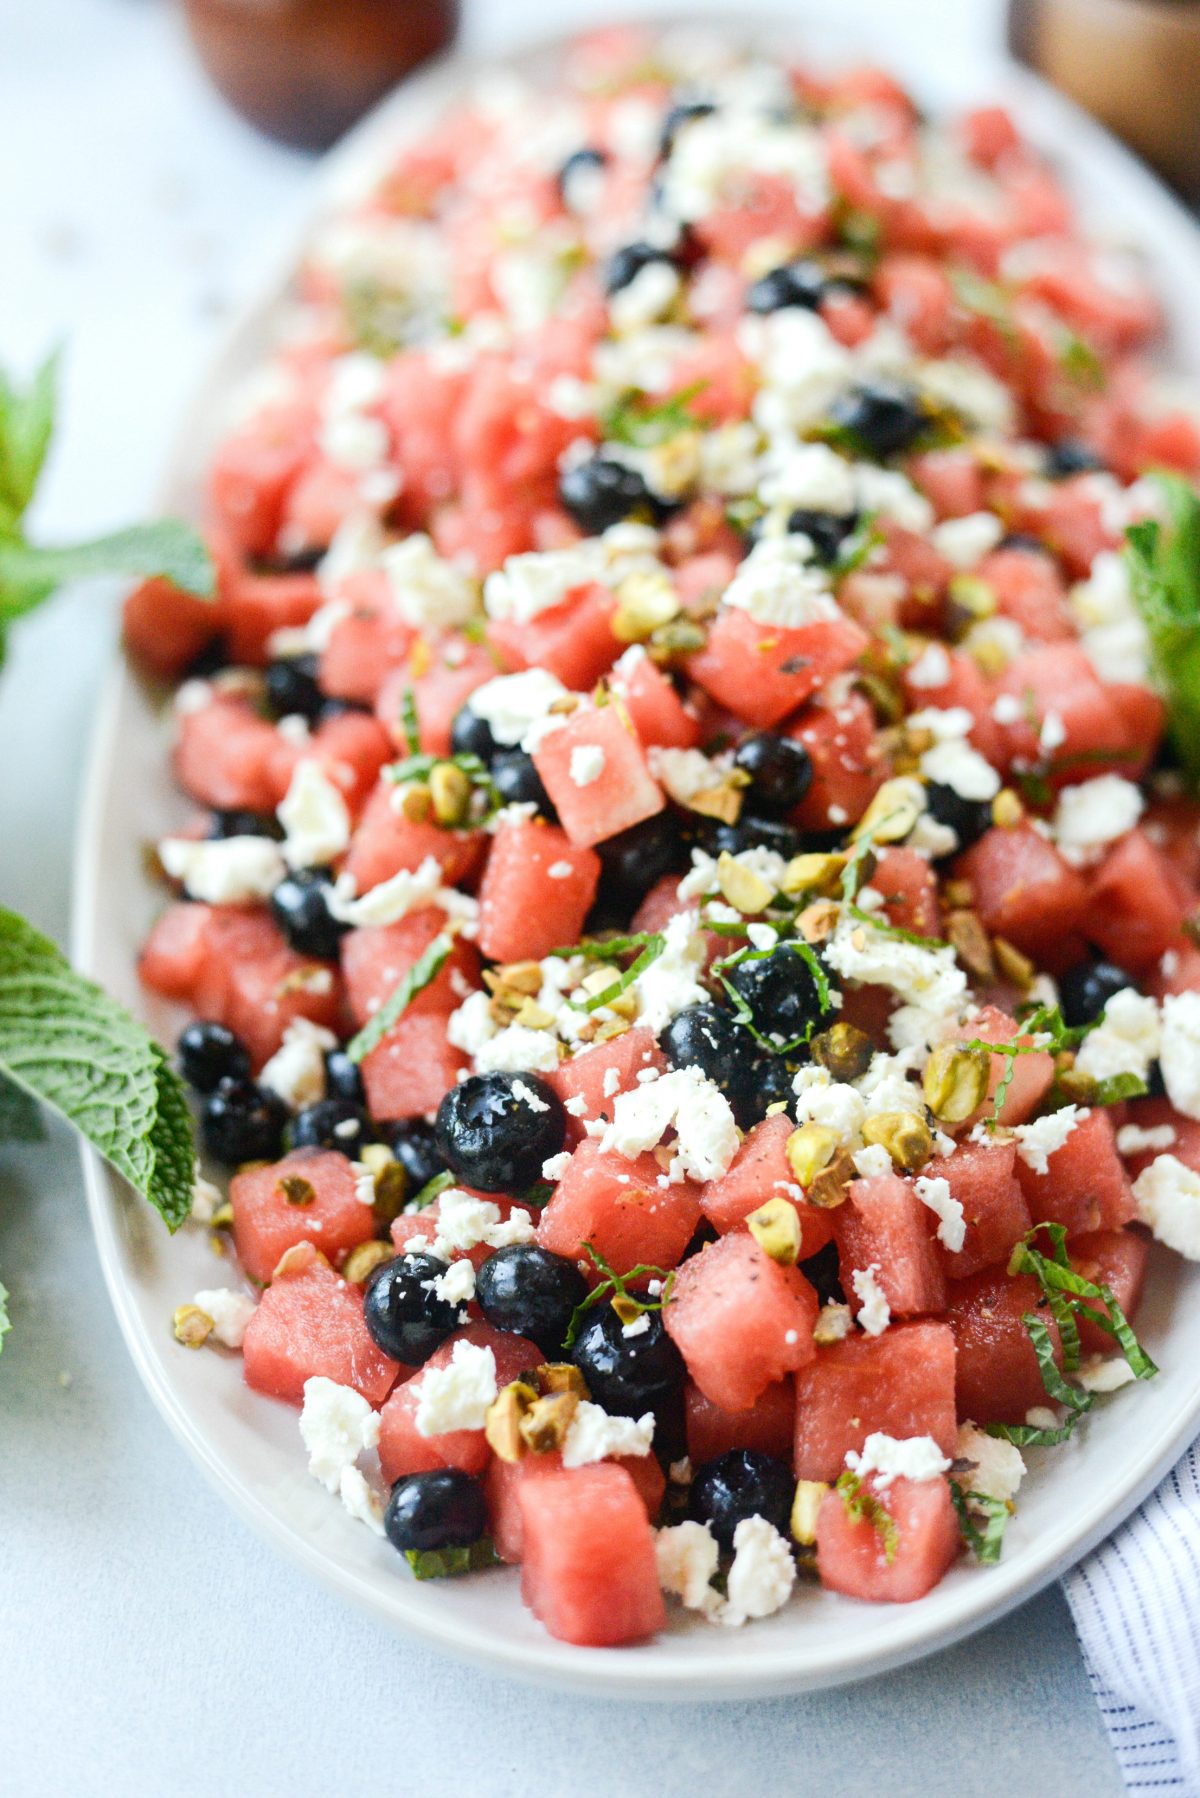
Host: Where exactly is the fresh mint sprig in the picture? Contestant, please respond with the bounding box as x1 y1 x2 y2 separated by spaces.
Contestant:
346 934 453 1063
1123 472 1200 788
947 1480 1010 1564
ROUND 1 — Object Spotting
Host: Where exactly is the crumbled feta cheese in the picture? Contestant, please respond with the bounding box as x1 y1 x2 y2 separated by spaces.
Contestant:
954 1423 1025 1504
1133 1154 1200 1259
446 989 497 1058
1013 1105 1085 1177
338 1465 385 1536
655 1520 723 1617
275 713 311 747
744 305 852 436
380 532 478 631
629 908 709 1033
192 1287 256 1349
622 1312 651 1339
189 1167 223 1225
564 1093 588 1118
1053 776 1144 862
600 1064 739 1182
906 642 951 690
661 106 828 227
300 1377 381 1491
258 1018 339 1110
647 746 721 805
474 1024 562 1075
852 1263 891 1335
913 1173 966 1252
569 744 605 787
792 1068 867 1147
991 692 1025 726
431 1188 536 1257
1026 1405 1061 1431
468 668 569 747
327 857 479 931
676 844 788 903
1074 988 1161 1085
815 1300 853 1342
428 1259 476 1308
483 545 599 625
1161 992 1200 1120
541 1151 572 1181
845 1432 951 1489
720 534 839 628
511 1077 550 1113
929 511 1004 570
919 726 1001 802
1039 710 1067 754
852 1143 893 1179
757 439 857 515
1116 1121 1177 1156
547 860 573 879
277 761 352 871
823 912 967 1036
852 463 934 535
159 835 286 905
721 1515 796 1624
609 259 681 333
560 1401 655 1468
1076 1355 1137 1394
602 1067 622 1100
415 1341 498 1436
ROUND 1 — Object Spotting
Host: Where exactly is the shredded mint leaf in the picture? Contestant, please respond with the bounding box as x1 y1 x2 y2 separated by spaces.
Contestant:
601 381 708 449
0 1070 45 1139
835 1469 898 1563
400 686 421 756
846 905 947 951
346 934 453 1064
404 1538 501 1579
1124 474 1200 788
947 1480 1009 1564
0 520 215 617
713 938 833 1054
562 1242 673 1349
0 346 60 532
549 930 661 963
0 907 194 1228
1092 1072 1149 1106
566 934 665 1014
407 1168 455 1212
1009 1222 1159 1383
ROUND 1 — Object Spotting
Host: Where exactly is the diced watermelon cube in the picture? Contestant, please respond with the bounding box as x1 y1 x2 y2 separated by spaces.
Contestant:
924 1138 1032 1278
219 929 344 1069
816 1473 959 1603
1070 1228 1149 1356
375 636 498 759
378 1322 542 1480
207 403 314 559
1119 1097 1200 1177
787 686 883 830
341 910 481 1028
343 782 486 894
531 704 665 848
242 1242 399 1405
834 1174 947 1321
664 1233 818 1413
946 1267 1062 1424
303 710 394 815
900 648 1005 766
686 607 868 728
318 571 415 704
1086 828 1192 973
611 648 702 750
231 1149 379 1285
956 825 1089 966
977 545 1073 642
959 1004 1056 1128
476 818 600 963
175 696 293 814
546 1027 667 1144
871 847 941 938
699 1113 834 1258
224 567 324 667
686 1377 796 1466
519 1462 665 1645
138 902 212 1002
793 1321 958 1482
1014 1106 1136 1236
488 583 620 691
486 1447 665 1565
537 1139 702 1277
124 572 224 681
993 643 1134 781
360 1010 469 1120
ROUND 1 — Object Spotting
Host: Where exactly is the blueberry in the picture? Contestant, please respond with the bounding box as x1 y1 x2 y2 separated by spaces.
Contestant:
744 1054 798 1124
659 98 715 158
687 1448 795 1550
435 1072 567 1193
996 532 1049 556
475 1245 588 1354
389 1120 447 1193
746 258 827 315
687 815 805 861
800 1238 845 1308
1059 959 1136 1029
270 868 347 960
287 1098 371 1154
924 780 993 854
786 506 859 566
598 811 687 903
450 704 497 765
1146 1059 1167 1100
559 456 658 536
384 1467 488 1554
603 241 676 296
324 1049 365 1105
829 380 928 458
491 749 557 819
733 732 814 816
265 653 324 723
183 635 229 679
727 945 833 1043
363 1253 463 1365
1045 437 1106 478
661 1003 764 1129
570 1302 685 1417
177 1020 251 1094
207 809 284 841
557 145 608 210
201 1077 289 1165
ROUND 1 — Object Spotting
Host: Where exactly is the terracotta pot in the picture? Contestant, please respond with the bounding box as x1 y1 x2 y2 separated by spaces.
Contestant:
181 0 460 151
1009 0 1200 199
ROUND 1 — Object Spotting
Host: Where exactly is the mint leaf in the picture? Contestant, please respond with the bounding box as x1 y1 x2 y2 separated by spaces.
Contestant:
566 933 665 1014
0 1070 44 1139
0 519 215 616
947 1480 1009 1564
1124 474 1200 788
346 933 453 1063
404 1538 501 1579
0 908 194 1228
601 381 708 449
835 1469 898 1562
0 346 60 531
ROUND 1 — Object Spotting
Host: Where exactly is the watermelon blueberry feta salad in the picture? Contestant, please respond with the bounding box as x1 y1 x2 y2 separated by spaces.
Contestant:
129 26 1200 1647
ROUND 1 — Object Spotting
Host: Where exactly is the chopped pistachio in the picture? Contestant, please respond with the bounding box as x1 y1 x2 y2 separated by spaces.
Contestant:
513 998 557 1030
172 1304 214 1349
991 788 1024 829
746 1196 802 1265
210 1200 234 1231
851 777 924 845
786 1122 839 1189
371 1160 408 1226
780 852 848 897
923 1043 991 1123
485 1380 538 1463
360 1142 395 1176
791 1479 830 1547
611 1291 648 1326
860 1110 935 1172
518 1389 579 1454
993 936 1035 990
810 1021 873 1081
946 909 995 981
647 617 707 661
947 572 997 619
429 760 472 827
687 775 747 825
715 850 775 915
400 783 433 823
807 1149 857 1209
612 570 680 644
342 1240 397 1285
272 1243 330 1279
1056 1068 1099 1106
796 899 841 943
536 1363 589 1400
943 878 974 909
856 670 905 726
494 960 543 994
278 1174 315 1207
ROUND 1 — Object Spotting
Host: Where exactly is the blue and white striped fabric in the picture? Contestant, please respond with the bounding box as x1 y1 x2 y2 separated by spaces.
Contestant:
1064 1441 1200 1793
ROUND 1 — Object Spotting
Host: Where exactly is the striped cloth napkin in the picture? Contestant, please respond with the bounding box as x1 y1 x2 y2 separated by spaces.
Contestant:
1064 1441 1200 1793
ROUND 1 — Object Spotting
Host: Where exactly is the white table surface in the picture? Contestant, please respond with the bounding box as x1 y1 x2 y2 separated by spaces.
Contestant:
0 1 1123 1791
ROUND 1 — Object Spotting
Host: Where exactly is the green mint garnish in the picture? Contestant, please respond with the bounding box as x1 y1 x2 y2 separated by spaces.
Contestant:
712 938 833 1054
346 935 453 1064
407 1169 455 1213
1123 473 1200 788
1009 1221 1158 1383
566 933 665 1015
404 1538 502 1580
399 686 421 756
835 1469 898 1563
601 381 708 449
947 1479 1009 1564
562 1242 674 1350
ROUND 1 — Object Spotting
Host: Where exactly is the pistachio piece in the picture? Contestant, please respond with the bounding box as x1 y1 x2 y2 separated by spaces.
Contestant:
991 788 1024 829
807 1149 857 1209
271 1243 330 1280
278 1174 315 1207
942 878 975 910
851 776 925 845
342 1240 397 1285
810 1021 873 1082
860 1109 935 1173
518 1389 579 1454
945 909 995 981
485 1379 537 1463
359 1142 395 1176
494 960 544 994
535 1363 589 1400
429 760 472 827
647 617 707 661
1056 1068 1099 1106
746 1196 802 1265
210 1200 234 1231
786 1122 839 1189
780 852 848 898
687 776 747 825
172 1304 214 1349
922 1043 991 1123
715 849 776 915
992 936 1035 990
612 571 680 644
796 899 842 943
790 1479 830 1547
513 998 557 1030
399 783 433 823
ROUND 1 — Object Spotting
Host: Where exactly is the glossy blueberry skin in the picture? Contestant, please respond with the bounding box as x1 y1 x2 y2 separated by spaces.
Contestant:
559 456 658 536
660 1003 765 1130
829 380 928 458
265 653 324 723
687 1449 795 1550
745 1054 799 1124
383 1468 489 1554
207 808 284 841
475 1245 589 1355
389 1120 447 1194
557 145 608 205
727 945 832 1043
269 868 347 961
996 531 1049 556
746 257 828 315
570 1302 685 1417
435 1071 567 1194
786 506 860 566
363 1253 463 1366
201 1077 289 1165
924 780 993 854
659 98 715 157
602 240 676 296
733 732 814 817
1059 959 1136 1029
177 1020 252 1094
800 1238 845 1308
598 811 687 903
287 1099 372 1155
324 1049 366 1105
491 749 557 819
1045 437 1106 478
688 815 805 862
449 704 498 765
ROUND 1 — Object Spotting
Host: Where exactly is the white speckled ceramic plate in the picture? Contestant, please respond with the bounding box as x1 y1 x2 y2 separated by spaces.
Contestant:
73 12 1200 1697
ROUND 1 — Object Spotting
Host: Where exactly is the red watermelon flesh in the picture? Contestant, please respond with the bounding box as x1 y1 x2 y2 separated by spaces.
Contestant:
318 574 415 704
377 1322 542 1482
956 825 1089 968
1120 1097 1200 1178
488 583 620 691
175 696 293 814
476 817 600 963
664 1232 818 1413
960 1004 1056 1129
611 649 702 750
1070 1228 1149 1356
793 1321 958 1482
870 847 941 938
343 782 486 894
698 1113 834 1258
531 703 665 848
231 1149 379 1286
374 636 498 758
241 1243 399 1406
1085 828 1192 973
816 1472 959 1603
546 1027 667 1144
360 1009 468 1120
1014 1106 1136 1237
686 606 868 728
787 687 883 831
223 567 323 668
340 910 481 1028
834 1173 947 1321
946 1267 1062 1424
536 1139 702 1277
685 1377 796 1466
925 1138 1032 1279
519 1461 665 1646
486 1448 665 1565
124 572 224 681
